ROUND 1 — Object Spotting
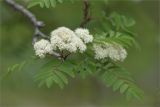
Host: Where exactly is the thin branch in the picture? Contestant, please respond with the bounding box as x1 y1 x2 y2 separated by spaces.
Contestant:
80 0 91 28
4 0 49 43
4 0 60 58
63 0 92 59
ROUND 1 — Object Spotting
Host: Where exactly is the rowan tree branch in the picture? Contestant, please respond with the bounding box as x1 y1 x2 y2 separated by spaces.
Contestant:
4 0 91 60
80 0 91 28
4 0 60 58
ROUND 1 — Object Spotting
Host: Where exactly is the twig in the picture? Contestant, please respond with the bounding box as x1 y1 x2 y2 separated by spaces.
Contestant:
4 0 60 58
80 0 91 28
4 0 49 43
63 0 92 59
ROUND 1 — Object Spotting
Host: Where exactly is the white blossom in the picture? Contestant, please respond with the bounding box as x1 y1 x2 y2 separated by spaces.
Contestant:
93 43 127 61
34 39 53 58
75 28 93 43
50 27 86 53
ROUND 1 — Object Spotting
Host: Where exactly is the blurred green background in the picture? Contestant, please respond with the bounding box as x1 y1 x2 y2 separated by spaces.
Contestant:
0 0 159 107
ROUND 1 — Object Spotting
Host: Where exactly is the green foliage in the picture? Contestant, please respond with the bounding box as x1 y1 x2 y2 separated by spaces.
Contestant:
32 55 144 100
4 0 144 100
94 30 139 49
6 56 39 73
28 0 73 8
34 59 76 88
2 56 39 80
33 56 97 88
7 61 26 73
93 12 139 49
4 12 142 100
73 57 96 79
1 61 26 80
109 12 136 31
98 60 144 100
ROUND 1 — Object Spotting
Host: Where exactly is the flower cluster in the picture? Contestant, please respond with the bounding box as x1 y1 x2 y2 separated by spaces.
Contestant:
34 27 127 62
34 27 93 58
50 27 87 53
75 28 93 43
93 43 127 61
34 39 53 58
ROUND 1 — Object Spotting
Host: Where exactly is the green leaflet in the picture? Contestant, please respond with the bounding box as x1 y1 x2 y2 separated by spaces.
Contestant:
28 0 73 8
120 84 129 94
55 70 68 84
113 80 124 91
46 76 54 88
51 71 65 88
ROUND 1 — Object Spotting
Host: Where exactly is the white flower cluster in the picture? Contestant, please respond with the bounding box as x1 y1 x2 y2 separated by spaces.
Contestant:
93 43 127 61
34 39 53 58
75 28 93 43
50 27 87 53
34 27 93 58
33 27 127 61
